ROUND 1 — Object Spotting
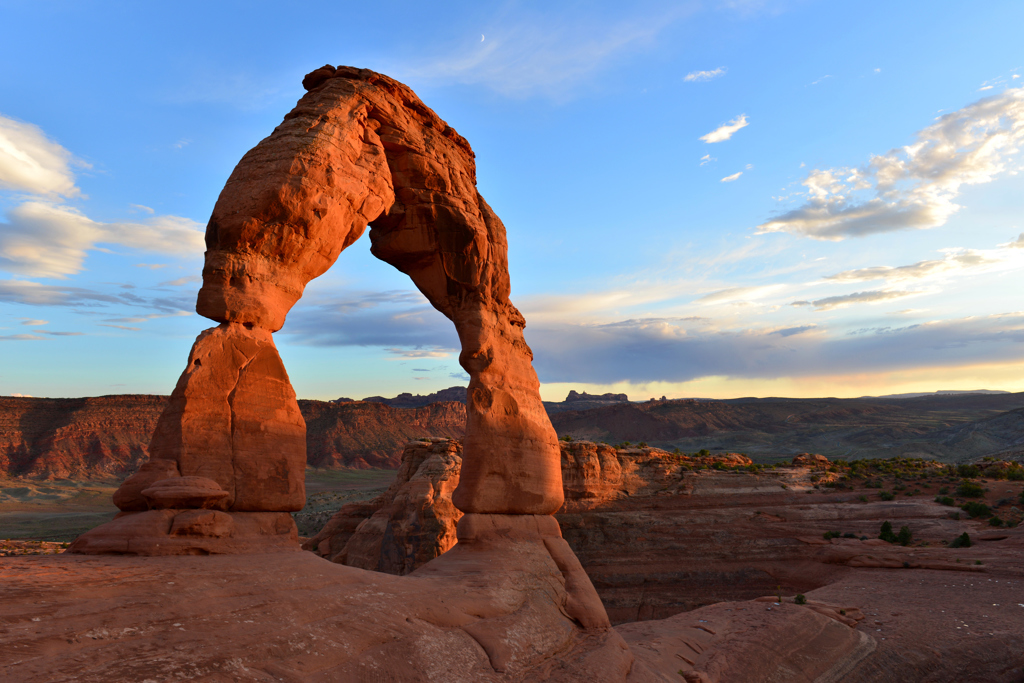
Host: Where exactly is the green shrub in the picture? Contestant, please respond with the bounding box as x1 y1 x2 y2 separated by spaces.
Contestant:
823 530 841 540
843 532 856 539
858 495 868 502
949 532 971 548
957 464 981 478
879 521 897 543
935 496 955 506
795 594 807 605
956 480 985 498
638 441 648 448
897 525 913 546
698 449 710 457
960 501 992 518
989 516 1004 527
559 434 573 442
938 487 949 495
1007 467 1024 481
879 491 895 501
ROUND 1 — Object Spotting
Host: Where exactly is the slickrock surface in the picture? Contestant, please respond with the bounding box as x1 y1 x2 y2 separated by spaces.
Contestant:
309 439 1024 627
1 536 629 683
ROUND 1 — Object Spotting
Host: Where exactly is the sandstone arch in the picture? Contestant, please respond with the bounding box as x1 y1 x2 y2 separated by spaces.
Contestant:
75 66 564 554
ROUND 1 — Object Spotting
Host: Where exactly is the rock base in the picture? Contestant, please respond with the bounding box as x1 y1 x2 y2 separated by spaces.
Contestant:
67 509 299 555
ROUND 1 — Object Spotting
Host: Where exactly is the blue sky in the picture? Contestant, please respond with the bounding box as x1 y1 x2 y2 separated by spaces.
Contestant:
1 0 1022 400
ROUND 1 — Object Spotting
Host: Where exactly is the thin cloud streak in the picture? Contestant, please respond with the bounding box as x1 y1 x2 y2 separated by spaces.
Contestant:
700 114 749 143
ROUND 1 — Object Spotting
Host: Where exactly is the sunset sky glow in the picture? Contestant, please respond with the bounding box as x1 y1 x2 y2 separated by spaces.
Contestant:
1 0 1022 401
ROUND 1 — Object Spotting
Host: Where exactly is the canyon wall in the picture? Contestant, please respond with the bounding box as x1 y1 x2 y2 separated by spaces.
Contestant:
0 396 465 479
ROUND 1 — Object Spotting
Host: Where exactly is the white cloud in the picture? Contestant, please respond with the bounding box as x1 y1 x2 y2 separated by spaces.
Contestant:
694 285 782 304
700 115 749 143
700 154 715 166
825 248 1004 284
385 348 452 358
0 201 204 278
791 289 921 311
810 75 832 86
20 318 47 326
1004 232 1024 248
130 204 155 214
757 87 1024 240
684 67 726 82
721 171 743 182
0 114 82 197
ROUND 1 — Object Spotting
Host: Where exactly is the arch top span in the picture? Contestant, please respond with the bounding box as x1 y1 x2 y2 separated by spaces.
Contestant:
194 64 563 516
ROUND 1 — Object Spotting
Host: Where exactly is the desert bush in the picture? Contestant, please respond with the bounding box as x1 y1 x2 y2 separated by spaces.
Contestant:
560 435 573 442
698 449 710 457
897 525 912 546
960 501 992 518
823 530 841 540
957 464 981 478
638 441 648 448
795 594 807 605
879 491 895 501
949 532 971 548
1007 466 1024 481
879 521 897 543
858 495 868 502
956 480 985 498
989 516 1004 527
935 496 955 506
938 487 949 495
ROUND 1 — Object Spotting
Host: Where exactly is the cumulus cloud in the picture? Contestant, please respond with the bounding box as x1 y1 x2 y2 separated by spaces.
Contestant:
1004 232 1024 248
0 115 82 197
791 289 921 311
0 201 204 278
684 67 726 82
757 87 1024 240
700 115 749 143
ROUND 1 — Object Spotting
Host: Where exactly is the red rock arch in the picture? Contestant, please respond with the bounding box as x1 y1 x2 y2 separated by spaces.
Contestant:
108 66 562 525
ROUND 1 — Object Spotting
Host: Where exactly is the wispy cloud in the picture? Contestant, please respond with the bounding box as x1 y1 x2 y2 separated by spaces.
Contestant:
757 87 1024 240
385 348 451 358
0 114 84 197
398 9 689 99
684 67 726 82
20 318 47 326
700 154 715 166
791 289 921 311
700 114 749 143
824 247 1009 284
721 171 743 182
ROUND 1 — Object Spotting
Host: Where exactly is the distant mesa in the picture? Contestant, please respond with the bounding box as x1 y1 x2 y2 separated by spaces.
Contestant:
565 390 629 403
350 385 468 408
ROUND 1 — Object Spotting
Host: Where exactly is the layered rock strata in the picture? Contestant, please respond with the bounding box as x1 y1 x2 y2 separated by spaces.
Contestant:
311 438 1024 626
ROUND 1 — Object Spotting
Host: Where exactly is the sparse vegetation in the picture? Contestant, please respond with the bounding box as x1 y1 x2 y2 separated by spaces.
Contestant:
795 594 807 605
879 521 896 543
949 532 971 548
935 496 955 506
956 480 985 498
896 525 912 546
879 491 895 501
960 501 992 518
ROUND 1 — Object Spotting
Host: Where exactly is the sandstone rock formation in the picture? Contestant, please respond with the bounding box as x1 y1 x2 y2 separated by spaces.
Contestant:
73 64 571 558
310 438 1024 627
307 438 463 572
